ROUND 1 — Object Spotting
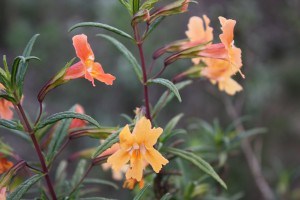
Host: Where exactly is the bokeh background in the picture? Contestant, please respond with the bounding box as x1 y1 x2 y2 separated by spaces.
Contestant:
1 0 300 199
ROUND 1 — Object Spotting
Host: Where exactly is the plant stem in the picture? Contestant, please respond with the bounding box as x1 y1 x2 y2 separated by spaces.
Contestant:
134 24 152 121
16 103 57 200
137 43 152 121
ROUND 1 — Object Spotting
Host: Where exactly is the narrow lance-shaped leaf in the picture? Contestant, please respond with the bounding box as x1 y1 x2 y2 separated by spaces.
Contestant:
71 160 87 188
0 119 22 131
166 147 227 189
92 130 120 159
130 0 140 14
97 34 142 80
118 0 132 15
69 22 133 40
35 111 101 130
161 113 184 142
7 174 44 200
17 34 40 98
160 193 172 200
140 0 160 10
148 78 182 102
133 184 151 200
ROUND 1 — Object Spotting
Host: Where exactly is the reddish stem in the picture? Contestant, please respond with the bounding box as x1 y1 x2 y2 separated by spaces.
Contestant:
16 103 57 200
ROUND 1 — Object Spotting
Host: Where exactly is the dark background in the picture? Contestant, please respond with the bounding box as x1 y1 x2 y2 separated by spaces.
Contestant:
1 0 300 199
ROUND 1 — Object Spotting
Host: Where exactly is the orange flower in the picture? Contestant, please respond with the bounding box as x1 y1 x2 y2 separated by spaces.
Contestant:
64 34 116 86
199 17 244 95
0 187 6 200
69 104 87 129
107 117 168 182
0 154 13 174
199 17 244 76
0 84 14 120
201 59 242 95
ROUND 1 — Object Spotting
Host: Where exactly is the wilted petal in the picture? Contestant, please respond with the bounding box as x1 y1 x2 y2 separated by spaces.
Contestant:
0 100 14 120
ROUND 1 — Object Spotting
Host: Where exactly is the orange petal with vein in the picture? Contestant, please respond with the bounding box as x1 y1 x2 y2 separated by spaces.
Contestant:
73 34 94 62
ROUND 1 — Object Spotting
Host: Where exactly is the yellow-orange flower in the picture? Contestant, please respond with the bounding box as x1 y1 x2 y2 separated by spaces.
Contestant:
107 117 168 182
0 84 14 120
64 34 116 86
198 16 244 95
0 154 13 174
69 104 87 129
201 59 242 95
0 187 6 200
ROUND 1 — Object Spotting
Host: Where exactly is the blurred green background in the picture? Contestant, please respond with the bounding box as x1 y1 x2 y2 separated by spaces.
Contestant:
1 0 300 199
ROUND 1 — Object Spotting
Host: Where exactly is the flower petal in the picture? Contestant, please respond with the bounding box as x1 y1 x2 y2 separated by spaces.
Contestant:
144 127 163 149
132 117 152 145
219 17 236 49
186 15 213 43
72 34 94 62
218 78 243 95
0 100 14 120
144 148 168 173
64 61 85 80
126 153 144 181
119 125 134 151
92 63 116 85
107 149 130 172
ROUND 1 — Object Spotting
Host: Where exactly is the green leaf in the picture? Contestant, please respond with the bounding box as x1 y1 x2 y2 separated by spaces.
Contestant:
118 0 132 14
10 56 25 90
160 193 172 200
144 17 165 39
35 111 101 131
0 119 22 131
71 160 87 188
97 34 142 80
166 147 227 189
7 174 44 200
152 80 192 118
17 34 40 98
161 113 184 142
69 22 133 40
232 127 267 144
84 178 119 190
133 184 151 200
130 0 140 14
45 107 78 163
140 0 159 10
148 78 182 102
92 131 120 159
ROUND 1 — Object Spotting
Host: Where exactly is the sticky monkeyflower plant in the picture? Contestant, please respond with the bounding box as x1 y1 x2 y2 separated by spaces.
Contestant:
0 0 262 199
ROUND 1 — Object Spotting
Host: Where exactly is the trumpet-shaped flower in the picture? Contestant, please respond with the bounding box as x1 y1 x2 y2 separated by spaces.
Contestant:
107 117 168 182
0 187 6 200
64 34 116 86
0 154 13 174
0 84 14 120
69 104 87 129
